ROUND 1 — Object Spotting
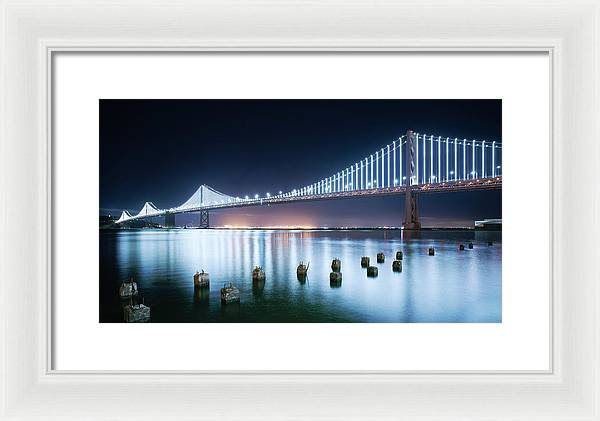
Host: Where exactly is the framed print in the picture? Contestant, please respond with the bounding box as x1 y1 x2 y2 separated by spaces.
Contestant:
1 0 599 420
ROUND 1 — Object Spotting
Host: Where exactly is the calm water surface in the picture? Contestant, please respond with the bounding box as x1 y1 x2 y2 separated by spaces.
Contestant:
100 229 501 323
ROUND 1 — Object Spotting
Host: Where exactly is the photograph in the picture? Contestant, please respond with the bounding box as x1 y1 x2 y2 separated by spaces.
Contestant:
99 99 502 323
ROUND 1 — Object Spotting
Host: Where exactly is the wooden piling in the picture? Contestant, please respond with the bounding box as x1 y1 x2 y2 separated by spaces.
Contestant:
252 266 266 282
367 266 378 277
123 303 150 322
119 277 138 298
330 271 342 286
193 270 210 288
331 258 341 272
220 283 241 304
297 262 309 277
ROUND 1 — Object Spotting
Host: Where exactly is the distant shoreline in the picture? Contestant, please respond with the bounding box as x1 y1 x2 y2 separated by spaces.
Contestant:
101 226 498 232
208 227 477 231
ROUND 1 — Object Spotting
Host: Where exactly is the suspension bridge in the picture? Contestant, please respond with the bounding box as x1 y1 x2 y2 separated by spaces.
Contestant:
114 130 502 229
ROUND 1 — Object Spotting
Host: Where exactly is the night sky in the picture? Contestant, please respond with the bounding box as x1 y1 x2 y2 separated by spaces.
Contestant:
100 100 501 228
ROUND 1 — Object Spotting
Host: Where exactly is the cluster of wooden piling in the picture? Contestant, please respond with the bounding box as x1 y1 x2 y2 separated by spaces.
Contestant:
361 251 396 277
118 240 496 317
118 277 151 322
357 239 495 279
393 251 403 272
361 251 402 276
457 241 493 251
190 266 266 306
360 254 380 277
214 239 494 295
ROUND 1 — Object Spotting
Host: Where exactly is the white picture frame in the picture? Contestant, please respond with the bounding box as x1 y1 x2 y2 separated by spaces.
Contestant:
1 0 598 419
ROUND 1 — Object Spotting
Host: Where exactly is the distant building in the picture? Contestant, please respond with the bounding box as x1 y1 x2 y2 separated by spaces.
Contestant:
99 214 161 230
99 215 118 229
474 218 502 231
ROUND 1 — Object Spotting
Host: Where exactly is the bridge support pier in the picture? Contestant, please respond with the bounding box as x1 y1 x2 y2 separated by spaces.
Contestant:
199 210 210 229
403 191 421 230
164 213 175 228
403 130 421 230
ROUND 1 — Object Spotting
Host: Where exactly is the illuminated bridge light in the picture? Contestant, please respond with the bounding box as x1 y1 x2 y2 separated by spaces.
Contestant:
415 134 420 186
392 141 396 187
380 148 384 188
422 135 426 184
482 140 486 178
430 135 433 183
472 140 476 180
492 141 496 176
387 144 390 188
438 136 441 183
370 155 374 188
454 137 458 181
445 137 449 182
463 139 466 181
399 136 403 187
375 151 379 189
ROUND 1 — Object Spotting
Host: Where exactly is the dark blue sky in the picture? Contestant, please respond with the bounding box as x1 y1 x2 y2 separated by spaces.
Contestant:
100 99 501 227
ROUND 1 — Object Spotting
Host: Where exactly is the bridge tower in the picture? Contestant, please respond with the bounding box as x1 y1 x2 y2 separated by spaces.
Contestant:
164 213 175 228
403 130 421 230
199 210 210 229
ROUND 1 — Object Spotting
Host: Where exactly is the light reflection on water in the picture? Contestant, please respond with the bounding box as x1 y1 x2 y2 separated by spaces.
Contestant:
100 229 501 323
